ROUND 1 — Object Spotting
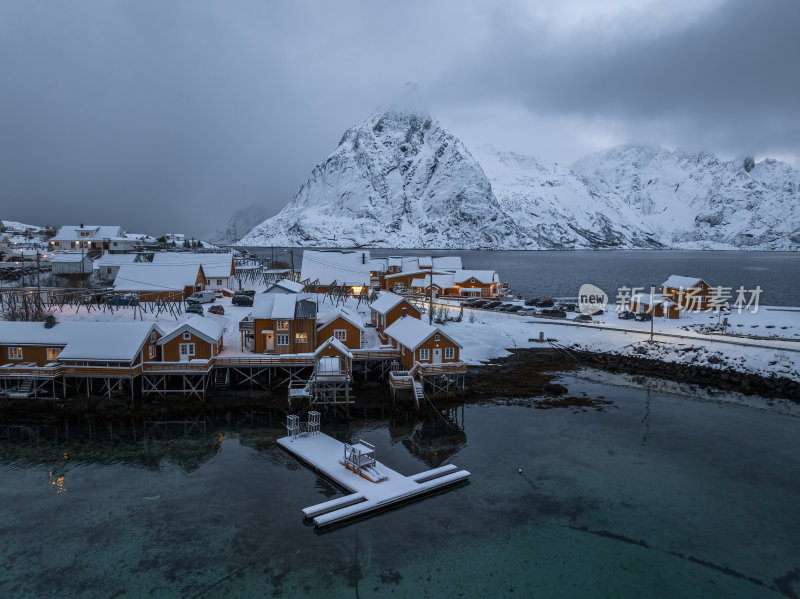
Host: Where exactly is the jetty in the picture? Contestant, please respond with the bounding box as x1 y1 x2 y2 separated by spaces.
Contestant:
278 412 470 527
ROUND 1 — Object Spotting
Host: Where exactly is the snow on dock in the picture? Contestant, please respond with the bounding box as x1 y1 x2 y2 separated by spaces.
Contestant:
278 412 470 527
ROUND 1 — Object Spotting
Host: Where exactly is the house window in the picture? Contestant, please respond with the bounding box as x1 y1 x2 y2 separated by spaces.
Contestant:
148 346 156 359
295 332 308 343
445 347 455 360
179 343 195 357
276 334 289 346
419 348 430 361
276 320 289 331
8 347 23 360
216 279 222 285
334 329 347 342
434 334 440 342
47 347 61 361
183 332 191 340
150 332 157 343
113 242 118 246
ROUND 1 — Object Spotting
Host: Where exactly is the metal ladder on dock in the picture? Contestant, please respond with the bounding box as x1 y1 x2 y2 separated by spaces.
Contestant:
413 380 425 403
214 369 229 389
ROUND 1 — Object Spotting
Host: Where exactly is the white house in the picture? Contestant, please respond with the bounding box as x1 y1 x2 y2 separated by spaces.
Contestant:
151 252 236 290
50 225 135 252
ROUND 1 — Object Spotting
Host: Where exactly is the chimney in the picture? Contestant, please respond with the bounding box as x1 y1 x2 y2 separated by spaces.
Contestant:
401 307 407 317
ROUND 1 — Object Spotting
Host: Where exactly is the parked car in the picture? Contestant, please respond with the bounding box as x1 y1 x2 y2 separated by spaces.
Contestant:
236 289 256 297
537 299 555 308
618 310 636 320
483 301 503 309
635 312 652 322
574 314 593 323
185 303 204 315
470 300 489 308
495 303 515 311
517 308 537 316
107 293 139 306
524 298 540 306
590 309 605 316
208 305 225 315
187 290 215 304
505 305 524 313
232 294 254 307
539 309 567 318
560 303 577 312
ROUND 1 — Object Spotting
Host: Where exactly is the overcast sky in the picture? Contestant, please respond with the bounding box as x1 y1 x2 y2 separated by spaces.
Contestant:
1 0 798 237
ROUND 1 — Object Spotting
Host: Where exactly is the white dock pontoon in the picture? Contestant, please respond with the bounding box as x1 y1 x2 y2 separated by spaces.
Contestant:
278 412 471 527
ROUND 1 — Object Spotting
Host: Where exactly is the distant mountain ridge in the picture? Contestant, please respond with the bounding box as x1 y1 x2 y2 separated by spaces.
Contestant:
238 110 800 250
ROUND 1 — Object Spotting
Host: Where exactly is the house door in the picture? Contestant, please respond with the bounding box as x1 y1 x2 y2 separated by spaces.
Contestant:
179 343 195 362
433 348 442 364
264 332 274 353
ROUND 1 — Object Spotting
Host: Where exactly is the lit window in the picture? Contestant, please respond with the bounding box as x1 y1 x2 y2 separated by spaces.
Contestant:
445 347 455 360
419 348 430 361
295 332 308 343
8 347 23 360
47 347 61 360
183 332 191 340
276 320 289 331
148 346 156 359
276 334 289 346
334 329 347 341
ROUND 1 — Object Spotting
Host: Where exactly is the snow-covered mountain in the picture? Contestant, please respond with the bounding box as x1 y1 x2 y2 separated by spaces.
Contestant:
572 146 800 249
210 204 272 245
239 111 527 249
239 111 800 250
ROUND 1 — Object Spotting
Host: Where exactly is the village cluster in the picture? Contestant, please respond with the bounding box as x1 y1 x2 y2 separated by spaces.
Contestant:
1 220 794 405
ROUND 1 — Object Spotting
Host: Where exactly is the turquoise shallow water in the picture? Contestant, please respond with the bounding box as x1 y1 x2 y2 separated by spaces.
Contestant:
1 372 799 598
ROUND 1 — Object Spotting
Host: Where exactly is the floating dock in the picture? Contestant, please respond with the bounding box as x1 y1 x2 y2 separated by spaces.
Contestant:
278 413 470 527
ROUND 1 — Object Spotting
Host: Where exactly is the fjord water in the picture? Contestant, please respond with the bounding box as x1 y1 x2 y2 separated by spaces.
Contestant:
252 248 800 305
2 372 799 598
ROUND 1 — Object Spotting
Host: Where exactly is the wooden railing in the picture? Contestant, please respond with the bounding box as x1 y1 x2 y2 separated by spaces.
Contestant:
215 355 315 367
142 361 213 373
351 349 402 360
0 364 61 377
60 364 142 377
413 362 468 375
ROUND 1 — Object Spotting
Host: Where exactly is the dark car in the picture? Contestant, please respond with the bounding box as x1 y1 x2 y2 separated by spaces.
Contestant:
470 300 489 308
232 294 254 307
537 299 555 308
208 305 225 315
635 312 652 322
561 303 577 312
524 298 540 306
618 310 636 320
483 301 503 309
574 314 593 322
539 309 567 318
591 309 605 316
236 289 256 297
107 293 139 306
505 305 524 313
185 303 204 315
495 303 515 311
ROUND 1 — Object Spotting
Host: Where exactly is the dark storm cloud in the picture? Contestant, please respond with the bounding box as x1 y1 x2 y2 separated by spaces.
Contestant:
436 0 800 157
0 0 797 236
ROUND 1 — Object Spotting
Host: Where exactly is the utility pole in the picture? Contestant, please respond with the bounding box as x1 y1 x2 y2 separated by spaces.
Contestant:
290 249 294 275
36 251 41 307
428 266 433 325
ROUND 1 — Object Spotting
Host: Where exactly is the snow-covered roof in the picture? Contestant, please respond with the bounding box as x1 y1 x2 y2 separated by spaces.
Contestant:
418 256 432 268
383 316 462 351
0 321 161 362
112 264 202 291
630 293 679 307
51 226 124 241
159 316 225 345
453 270 499 285
272 295 297 320
300 250 370 286
369 292 410 315
410 274 456 289
432 256 463 271
317 306 364 331
93 252 143 268
385 269 449 280
49 252 89 263
152 252 234 278
369 258 387 273
387 256 403 268
661 275 706 289
266 279 305 293
314 336 353 358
